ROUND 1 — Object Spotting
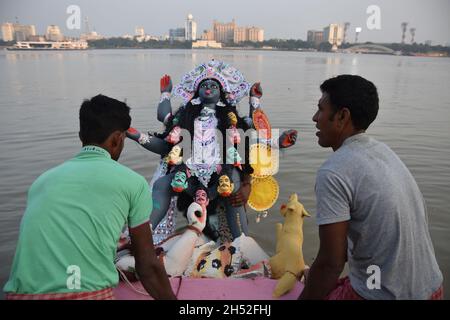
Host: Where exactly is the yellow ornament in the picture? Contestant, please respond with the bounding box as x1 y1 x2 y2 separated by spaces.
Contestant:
249 143 279 177
247 176 279 212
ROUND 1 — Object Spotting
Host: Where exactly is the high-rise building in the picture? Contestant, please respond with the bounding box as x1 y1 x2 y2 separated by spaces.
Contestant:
169 28 186 41
233 27 247 43
185 14 197 41
213 20 236 44
204 20 263 44
307 30 324 46
323 24 344 48
247 27 264 42
135 27 145 37
1 23 14 41
15 24 36 41
46 25 64 41
2 23 36 41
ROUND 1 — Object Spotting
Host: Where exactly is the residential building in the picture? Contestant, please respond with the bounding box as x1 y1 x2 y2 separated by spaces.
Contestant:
307 30 324 46
323 24 344 48
46 25 64 41
169 28 186 41
213 20 236 44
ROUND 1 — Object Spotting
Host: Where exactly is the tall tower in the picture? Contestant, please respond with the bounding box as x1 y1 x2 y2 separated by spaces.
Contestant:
324 24 344 51
409 28 416 44
401 22 408 44
355 27 362 43
84 16 90 34
185 14 197 41
343 22 350 44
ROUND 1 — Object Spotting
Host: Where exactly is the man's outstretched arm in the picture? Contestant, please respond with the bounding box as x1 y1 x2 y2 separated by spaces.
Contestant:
298 221 348 300
129 223 177 300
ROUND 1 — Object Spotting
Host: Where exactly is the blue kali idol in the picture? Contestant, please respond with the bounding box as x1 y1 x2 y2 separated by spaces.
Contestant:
126 60 298 244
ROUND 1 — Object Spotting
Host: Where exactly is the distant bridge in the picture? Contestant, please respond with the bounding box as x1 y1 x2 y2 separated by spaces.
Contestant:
344 44 396 55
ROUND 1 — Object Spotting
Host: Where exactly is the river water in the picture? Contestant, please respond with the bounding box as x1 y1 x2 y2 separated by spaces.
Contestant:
0 49 449 299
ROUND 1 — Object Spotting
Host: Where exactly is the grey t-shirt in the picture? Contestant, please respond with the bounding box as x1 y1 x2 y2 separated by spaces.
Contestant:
316 133 442 299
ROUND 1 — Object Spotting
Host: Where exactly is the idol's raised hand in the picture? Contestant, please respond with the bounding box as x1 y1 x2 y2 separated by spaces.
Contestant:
279 129 298 148
250 82 263 98
160 75 172 93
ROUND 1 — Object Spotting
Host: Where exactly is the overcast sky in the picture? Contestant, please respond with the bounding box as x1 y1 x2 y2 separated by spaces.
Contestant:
1 0 449 45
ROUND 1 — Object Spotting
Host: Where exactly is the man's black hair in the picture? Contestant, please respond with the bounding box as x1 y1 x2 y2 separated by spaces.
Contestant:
79 94 131 144
320 75 379 130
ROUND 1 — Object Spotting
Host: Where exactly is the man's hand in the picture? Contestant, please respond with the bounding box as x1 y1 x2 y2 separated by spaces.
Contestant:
298 221 348 300
230 181 251 207
160 75 172 93
129 223 177 300
300 265 310 283
250 82 263 98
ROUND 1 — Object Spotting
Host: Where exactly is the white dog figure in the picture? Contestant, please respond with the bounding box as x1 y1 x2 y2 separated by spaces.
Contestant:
161 202 206 275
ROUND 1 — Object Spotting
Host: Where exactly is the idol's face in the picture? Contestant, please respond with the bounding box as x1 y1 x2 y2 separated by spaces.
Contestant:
198 79 221 105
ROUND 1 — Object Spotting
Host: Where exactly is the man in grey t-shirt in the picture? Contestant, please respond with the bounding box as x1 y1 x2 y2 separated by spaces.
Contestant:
299 75 443 300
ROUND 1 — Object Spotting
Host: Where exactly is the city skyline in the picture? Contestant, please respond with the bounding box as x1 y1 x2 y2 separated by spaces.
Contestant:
1 0 449 45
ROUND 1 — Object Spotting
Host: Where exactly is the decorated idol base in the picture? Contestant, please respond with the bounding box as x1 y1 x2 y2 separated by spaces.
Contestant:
115 223 305 299
116 233 269 279
115 233 304 300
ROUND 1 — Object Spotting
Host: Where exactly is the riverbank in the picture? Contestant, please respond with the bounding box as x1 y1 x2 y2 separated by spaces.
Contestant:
2 38 448 57
4 45 447 58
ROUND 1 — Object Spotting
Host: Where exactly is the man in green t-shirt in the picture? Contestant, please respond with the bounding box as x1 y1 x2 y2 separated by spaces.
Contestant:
4 95 176 300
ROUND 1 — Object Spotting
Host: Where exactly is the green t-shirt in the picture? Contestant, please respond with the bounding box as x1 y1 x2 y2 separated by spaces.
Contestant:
4 146 152 294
